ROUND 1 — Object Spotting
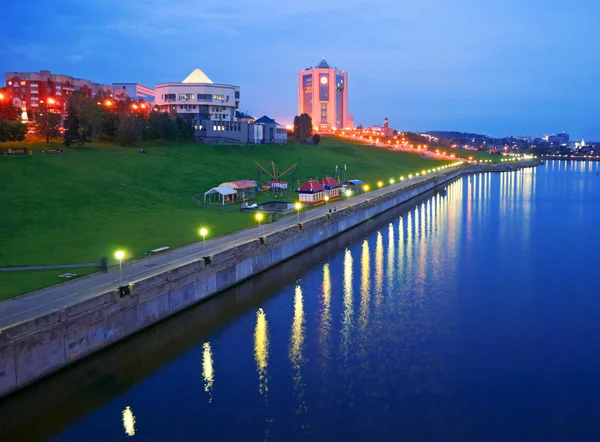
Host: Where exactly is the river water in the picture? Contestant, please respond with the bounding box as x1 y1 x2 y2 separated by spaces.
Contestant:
2 161 600 441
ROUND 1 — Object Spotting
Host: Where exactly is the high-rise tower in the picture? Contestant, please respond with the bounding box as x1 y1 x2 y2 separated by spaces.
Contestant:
298 59 349 131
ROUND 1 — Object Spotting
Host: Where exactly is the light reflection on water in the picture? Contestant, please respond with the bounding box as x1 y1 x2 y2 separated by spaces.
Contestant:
13 162 600 441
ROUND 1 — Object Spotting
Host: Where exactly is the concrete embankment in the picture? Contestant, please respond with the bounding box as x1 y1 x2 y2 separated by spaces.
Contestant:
0 161 540 398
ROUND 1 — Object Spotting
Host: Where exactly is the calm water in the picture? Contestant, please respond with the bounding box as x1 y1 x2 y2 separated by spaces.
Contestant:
3 161 600 441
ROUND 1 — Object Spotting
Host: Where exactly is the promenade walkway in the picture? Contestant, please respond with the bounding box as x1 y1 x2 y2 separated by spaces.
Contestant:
0 167 463 330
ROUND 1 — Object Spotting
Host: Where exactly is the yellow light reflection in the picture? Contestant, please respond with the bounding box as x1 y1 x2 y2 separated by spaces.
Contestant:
340 249 354 360
202 342 214 402
122 406 136 437
359 240 371 331
374 231 384 307
319 263 332 359
255 308 269 396
290 285 305 366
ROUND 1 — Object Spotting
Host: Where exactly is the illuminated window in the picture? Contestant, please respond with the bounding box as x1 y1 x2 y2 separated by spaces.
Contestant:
214 94 225 101
179 93 194 100
321 104 327 124
20 81 26 85
319 74 329 101
8 81 11 85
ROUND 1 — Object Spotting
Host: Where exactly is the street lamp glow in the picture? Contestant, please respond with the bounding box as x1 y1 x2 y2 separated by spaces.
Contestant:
47 97 55 105
324 195 330 203
363 184 370 192
199 227 208 252
389 178 395 185
105 100 112 106
377 181 383 188
400 176 405 181
345 189 352 198
294 202 302 223
115 250 125 284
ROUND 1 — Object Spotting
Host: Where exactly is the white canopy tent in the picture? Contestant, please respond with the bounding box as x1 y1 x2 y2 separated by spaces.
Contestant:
204 185 238 205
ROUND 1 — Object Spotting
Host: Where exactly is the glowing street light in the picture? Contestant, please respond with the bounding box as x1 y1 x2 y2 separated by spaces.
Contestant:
294 202 302 224
105 100 112 107
324 195 330 206
115 250 125 284
0 92 4 100
255 213 264 234
363 184 370 192
132 104 139 110
345 189 352 200
399 176 405 181
199 227 208 252
47 97 55 105
389 178 395 185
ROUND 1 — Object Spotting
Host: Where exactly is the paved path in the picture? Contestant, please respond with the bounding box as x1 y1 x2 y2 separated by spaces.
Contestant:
0 263 111 271
0 168 462 330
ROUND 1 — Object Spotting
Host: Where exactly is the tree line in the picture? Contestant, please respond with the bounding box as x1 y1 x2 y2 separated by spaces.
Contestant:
63 91 194 147
293 113 321 145
0 88 195 147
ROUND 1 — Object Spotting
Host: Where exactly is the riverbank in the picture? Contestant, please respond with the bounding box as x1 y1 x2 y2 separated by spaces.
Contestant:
0 159 541 399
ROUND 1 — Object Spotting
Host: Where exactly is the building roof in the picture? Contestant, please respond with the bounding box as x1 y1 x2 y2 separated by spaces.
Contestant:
254 115 277 125
298 179 324 193
182 68 213 84
316 58 331 69
321 177 341 188
219 180 256 189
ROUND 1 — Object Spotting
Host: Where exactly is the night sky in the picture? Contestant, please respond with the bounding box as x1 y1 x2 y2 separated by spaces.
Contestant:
2 0 598 139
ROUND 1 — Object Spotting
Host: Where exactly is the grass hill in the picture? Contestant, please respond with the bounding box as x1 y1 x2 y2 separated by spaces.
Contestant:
0 136 453 298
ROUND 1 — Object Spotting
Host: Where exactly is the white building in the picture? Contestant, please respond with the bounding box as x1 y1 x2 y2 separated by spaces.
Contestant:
154 68 240 127
112 83 155 101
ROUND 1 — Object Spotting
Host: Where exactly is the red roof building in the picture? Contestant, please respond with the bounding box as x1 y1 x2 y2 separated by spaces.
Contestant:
298 179 325 204
321 177 342 200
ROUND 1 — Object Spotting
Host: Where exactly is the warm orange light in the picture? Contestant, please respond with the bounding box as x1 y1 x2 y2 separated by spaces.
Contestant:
105 100 112 106
47 98 56 105
141 103 146 109
132 104 139 109
0 92 4 100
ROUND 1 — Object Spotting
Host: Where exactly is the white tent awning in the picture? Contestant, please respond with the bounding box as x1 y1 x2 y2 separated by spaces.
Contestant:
204 186 237 205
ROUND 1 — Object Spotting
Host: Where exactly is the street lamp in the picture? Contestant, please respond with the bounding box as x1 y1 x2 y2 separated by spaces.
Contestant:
199 227 208 252
345 189 352 200
115 250 125 284
389 178 395 185
256 212 264 234
363 184 370 192
324 195 330 206
377 181 383 193
294 202 302 223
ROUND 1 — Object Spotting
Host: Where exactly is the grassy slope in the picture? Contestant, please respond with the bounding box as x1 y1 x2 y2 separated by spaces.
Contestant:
0 136 452 297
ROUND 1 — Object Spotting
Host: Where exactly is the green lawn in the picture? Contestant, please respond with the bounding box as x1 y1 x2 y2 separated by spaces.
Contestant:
0 136 453 297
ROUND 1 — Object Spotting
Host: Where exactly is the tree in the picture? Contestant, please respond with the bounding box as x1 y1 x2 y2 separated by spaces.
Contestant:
63 92 101 147
176 116 194 140
33 109 61 143
312 133 321 145
145 111 165 142
293 113 312 142
0 120 27 142
0 96 19 121
117 114 144 146
100 109 119 141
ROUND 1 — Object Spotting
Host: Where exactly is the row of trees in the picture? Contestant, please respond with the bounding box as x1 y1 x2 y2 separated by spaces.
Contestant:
63 92 195 147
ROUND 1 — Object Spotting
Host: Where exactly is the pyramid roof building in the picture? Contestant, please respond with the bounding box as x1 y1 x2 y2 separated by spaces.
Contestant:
182 68 213 84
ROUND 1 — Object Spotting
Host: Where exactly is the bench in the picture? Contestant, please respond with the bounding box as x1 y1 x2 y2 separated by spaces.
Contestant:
43 149 63 154
4 148 28 156
148 246 170 256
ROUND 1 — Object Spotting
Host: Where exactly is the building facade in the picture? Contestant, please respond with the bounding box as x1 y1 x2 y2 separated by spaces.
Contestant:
4 70 119 118
154 68 240 127
254 115 287 144
298 59 349 131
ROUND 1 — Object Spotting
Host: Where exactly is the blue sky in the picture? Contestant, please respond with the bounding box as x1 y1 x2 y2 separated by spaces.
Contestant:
2 0 599 139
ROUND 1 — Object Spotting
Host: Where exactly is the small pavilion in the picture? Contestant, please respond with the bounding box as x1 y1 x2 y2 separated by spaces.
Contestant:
297 179 325 205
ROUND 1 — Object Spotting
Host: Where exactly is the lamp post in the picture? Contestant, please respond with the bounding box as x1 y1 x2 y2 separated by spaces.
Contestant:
256 212 264 234
199 227 208 252
324 195 330 207
377 181 383 194
345 189 352 200
363 184 370 193
294 202 302 224
115 250 125 284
